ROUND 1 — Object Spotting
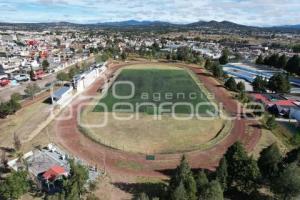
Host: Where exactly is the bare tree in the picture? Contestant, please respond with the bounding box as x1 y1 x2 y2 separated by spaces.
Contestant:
1 150 8 169
13 132 21 152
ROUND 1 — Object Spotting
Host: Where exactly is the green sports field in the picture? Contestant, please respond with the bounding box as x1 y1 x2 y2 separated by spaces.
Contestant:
80 65 228 154
94 67 216 115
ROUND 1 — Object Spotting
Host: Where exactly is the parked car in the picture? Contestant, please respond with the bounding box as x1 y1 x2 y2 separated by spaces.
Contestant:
0 78 10 87
0 73 8 80
14 74 30 82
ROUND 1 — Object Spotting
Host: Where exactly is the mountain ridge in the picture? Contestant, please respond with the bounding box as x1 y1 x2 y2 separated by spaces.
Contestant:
0 20 299 32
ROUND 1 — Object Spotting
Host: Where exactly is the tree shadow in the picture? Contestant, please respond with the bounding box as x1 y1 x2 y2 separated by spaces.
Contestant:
0 146 15 154
155 169 175 177
248 123 264 129
216 84 225 88
225 189 273 200
43 97 53 104
201 72 214 77
113 182 167 199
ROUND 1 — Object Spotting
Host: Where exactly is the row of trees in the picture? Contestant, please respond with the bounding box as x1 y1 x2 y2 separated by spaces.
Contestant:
138 142 300 200
167 156 223 200
164 47 205 65
293 44 300 53
204 59 224 79
221 141 300 200
252 73 291 93
0 82 41 118
56 66 82 82
256 54 288 69
256 54 300 76
224 77 245 93
223 72 290 95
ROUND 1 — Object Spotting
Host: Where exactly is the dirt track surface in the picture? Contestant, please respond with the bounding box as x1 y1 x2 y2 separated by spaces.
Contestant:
54 62 262 177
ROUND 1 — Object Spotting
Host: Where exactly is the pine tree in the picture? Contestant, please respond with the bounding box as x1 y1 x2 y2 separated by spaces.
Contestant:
200 180 224 200
224 77 237 91
205 59 212 70
219 49 229 65
256 54 264 65
169 156 197 200
225 142 260 194
268 73 290 93
237 81 245 92
42 60 50 71
252 76 268 93
286 55 300 75
225 142 248 186
212 65 224 78
271 163 300 200
278 54 287 69
215 158 228 191
269 54 280 68
235 157 261 194
258 143 282 179
136 193 150 200
195 171 209 196
171 181 188 200
63 160 89 199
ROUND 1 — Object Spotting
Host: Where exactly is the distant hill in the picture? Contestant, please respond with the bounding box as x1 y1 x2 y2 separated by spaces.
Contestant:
96 20 174 27
272 24 300 30
0 20 299 33
184 20 260 31
187 20 247 28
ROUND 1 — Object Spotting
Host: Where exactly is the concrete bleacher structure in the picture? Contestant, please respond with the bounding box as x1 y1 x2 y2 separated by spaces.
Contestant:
51 62 107 107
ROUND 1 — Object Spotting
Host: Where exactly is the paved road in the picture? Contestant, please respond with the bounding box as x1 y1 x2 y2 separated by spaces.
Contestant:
0 74 56 102
0 56 96 102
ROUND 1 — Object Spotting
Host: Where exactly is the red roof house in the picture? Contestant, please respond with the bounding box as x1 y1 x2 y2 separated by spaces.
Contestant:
252 93 296 107
43 165 68 181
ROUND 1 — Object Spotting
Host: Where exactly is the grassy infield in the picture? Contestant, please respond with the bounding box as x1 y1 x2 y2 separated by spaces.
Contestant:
94 68 216 114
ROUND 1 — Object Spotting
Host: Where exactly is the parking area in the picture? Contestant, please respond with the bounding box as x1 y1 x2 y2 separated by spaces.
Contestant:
0 73 56 101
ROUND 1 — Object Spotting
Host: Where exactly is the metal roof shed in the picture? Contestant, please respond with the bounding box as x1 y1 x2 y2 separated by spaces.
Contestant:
52 86 72 101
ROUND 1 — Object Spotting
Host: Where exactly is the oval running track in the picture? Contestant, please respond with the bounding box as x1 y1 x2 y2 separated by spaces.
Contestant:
54 62 262 177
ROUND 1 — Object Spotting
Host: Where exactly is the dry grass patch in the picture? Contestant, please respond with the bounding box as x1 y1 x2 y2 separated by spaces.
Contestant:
80 110 225 154
0 101 51 149
251 128 287 159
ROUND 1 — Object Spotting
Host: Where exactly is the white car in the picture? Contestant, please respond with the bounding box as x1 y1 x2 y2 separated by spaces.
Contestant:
14 74 30 82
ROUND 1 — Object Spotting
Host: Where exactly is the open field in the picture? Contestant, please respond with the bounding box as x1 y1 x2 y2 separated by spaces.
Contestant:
94 66 216 115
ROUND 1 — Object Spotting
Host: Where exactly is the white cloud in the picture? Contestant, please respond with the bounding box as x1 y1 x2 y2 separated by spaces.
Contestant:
0 0 299 26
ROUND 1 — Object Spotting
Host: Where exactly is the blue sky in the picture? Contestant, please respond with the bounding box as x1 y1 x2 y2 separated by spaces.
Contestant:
0 0 299 26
